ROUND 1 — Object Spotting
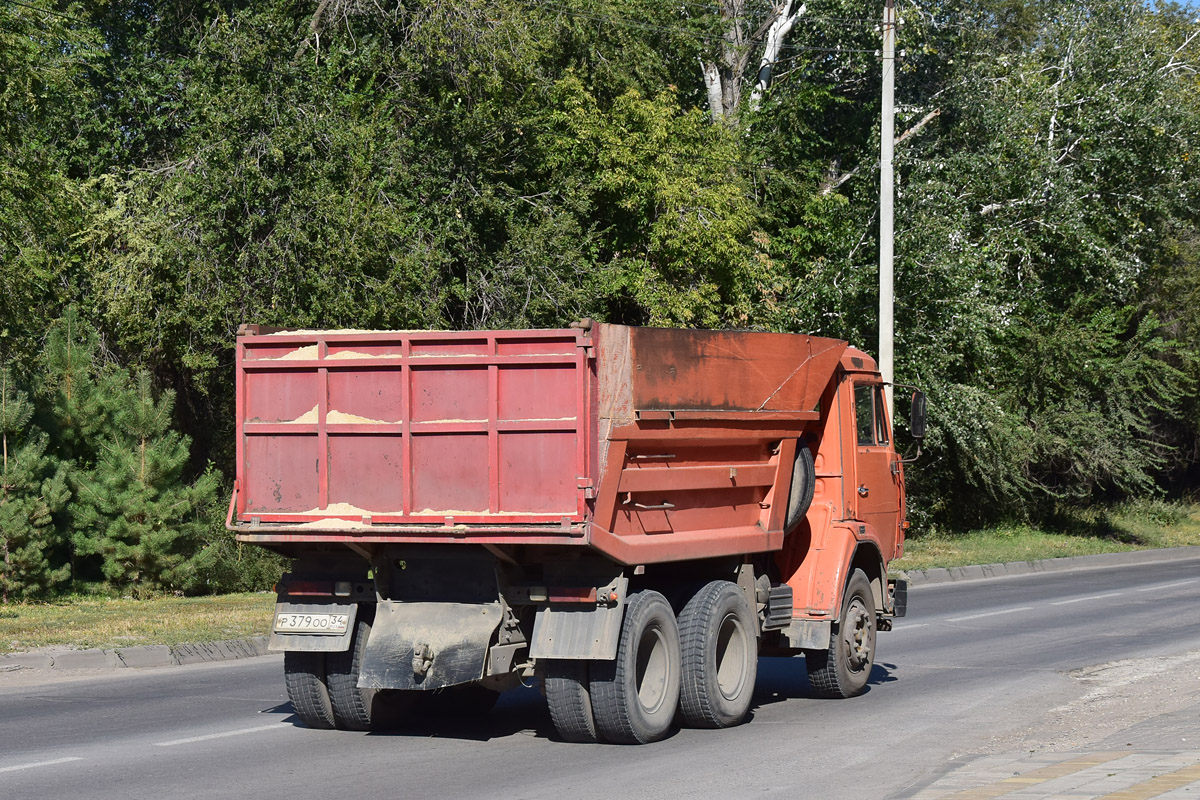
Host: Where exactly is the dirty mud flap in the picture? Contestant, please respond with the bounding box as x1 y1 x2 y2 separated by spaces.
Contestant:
783 619 832 650
529 604 625 660
358 600 502 691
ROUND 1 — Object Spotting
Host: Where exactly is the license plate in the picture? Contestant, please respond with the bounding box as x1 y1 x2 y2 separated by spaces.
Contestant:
274 613 350 635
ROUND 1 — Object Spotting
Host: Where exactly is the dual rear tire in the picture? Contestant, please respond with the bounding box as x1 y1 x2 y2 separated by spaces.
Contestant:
544 659 598 743
545 582 757 744
678 581 757 729
283 650 336 730
284 616 384 731
589 590 682 744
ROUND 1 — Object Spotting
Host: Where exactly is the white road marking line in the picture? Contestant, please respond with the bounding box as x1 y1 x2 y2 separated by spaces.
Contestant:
889 623 930 632
1136 580 1196 592
0 757 84 775
154 723 288 747
1050 592 1124 606
947 606 1033 622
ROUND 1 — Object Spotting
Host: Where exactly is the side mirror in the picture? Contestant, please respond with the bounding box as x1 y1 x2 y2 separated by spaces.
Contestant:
910 390 927 441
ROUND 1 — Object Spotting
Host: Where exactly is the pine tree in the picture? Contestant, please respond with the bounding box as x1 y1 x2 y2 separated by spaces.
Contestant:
71 370 217 596
0 368 69 602
40 306 113 462
38 306 118 586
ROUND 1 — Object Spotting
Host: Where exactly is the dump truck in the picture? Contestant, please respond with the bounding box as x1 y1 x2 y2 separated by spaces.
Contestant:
229 321 925 743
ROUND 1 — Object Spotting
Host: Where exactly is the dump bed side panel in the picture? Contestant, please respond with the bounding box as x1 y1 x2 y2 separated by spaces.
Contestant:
234 328 592 534
589 326 848 565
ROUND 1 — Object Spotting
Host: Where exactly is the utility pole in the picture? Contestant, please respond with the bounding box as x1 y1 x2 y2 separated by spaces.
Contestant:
879 0 896 419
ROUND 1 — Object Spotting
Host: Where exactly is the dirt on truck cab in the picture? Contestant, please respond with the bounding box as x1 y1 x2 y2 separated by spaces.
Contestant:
230 321 926 744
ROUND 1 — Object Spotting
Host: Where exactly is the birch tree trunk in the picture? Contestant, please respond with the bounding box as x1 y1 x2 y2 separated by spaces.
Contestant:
701 0 804 124
749 2 805 111
700 0 749 123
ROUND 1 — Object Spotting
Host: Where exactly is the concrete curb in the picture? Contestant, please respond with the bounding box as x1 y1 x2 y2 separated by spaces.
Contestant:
905 545 1200 586
0 636 271 675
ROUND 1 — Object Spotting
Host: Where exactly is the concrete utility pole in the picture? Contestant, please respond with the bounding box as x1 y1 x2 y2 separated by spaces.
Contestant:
879 0 896 419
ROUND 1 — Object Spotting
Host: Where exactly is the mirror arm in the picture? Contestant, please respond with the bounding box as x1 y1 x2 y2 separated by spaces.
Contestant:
898 442 922 465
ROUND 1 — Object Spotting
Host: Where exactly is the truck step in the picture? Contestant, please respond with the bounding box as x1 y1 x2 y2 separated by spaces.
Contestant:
762 584 793 631
889 578 908 618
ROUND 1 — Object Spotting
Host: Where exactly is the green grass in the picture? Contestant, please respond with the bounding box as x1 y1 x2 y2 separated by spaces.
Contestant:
0 593 276 656
893 501 1200 572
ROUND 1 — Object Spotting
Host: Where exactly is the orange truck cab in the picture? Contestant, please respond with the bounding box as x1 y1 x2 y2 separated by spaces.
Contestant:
230 322 925 743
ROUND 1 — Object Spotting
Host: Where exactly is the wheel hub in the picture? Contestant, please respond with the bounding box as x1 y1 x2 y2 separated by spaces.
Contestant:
843 600 874 672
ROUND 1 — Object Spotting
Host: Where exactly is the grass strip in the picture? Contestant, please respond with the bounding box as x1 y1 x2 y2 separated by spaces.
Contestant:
0 593 275 656
894 502 1200 571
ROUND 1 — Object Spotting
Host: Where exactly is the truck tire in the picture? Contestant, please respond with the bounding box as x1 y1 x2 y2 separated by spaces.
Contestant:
805 568 876 698
325 616 382 731
545 660 599 743
284 651 336 729
589 590 681 744
785 443 816 532
678 580 758 729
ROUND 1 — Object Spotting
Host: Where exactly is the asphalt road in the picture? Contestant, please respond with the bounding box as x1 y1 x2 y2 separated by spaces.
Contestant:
2 556 1199 800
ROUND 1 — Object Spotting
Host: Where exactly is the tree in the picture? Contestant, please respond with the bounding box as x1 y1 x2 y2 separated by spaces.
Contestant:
0 1 100 368
540 77 768 326
883 0 1200 522
0 368 69 602
39 306 113 461
0 0 1194 541
71 370 217 595
699 0 808 124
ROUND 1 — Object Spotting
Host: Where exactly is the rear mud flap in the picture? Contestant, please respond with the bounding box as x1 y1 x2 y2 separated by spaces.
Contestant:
358 600 502 691
529 604 625 661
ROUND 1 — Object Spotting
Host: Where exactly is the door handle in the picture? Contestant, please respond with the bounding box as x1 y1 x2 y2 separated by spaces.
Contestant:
857 485 869 497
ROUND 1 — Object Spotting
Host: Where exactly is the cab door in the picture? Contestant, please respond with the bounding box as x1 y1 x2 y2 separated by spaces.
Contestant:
851 382 902 560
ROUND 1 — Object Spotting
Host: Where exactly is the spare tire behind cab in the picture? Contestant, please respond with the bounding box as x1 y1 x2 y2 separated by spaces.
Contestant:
785 442 816 532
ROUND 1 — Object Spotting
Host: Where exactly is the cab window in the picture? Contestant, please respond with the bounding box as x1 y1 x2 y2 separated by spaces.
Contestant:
855 385 875 445
854 384 891 446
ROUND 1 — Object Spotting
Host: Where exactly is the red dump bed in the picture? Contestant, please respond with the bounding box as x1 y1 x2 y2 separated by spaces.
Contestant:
231 324 847 563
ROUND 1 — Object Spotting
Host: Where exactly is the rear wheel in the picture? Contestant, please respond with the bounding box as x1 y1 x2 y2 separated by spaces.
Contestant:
678 581 758 729
806 568 876 698
284 651 335 729
545 660 598 743
326 614 387 730
590 590 681 744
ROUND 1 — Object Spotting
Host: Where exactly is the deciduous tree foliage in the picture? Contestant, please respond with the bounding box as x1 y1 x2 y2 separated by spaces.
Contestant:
0 0 1197 593
0 1 100 369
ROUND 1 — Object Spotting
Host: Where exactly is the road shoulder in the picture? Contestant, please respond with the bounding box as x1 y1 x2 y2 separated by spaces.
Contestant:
894 639 1200 798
